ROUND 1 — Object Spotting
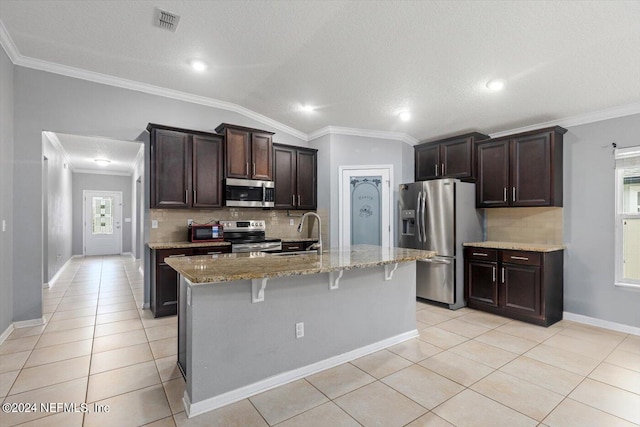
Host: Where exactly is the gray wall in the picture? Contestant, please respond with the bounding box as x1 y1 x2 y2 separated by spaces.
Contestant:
310 133 414 247
72 173 133 255
12 66 307 322
0 46 14 332
42 133 73 282
131 149 144 259
564 114 640 327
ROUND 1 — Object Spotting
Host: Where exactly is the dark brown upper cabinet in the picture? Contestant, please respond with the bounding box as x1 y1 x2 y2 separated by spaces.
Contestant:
476 126 566 208
415 132 489 182
273 144 317 210
149 124 224 209
215 123 274 181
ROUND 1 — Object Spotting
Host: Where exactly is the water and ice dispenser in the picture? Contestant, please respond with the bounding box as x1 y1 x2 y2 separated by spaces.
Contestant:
401 209 416 236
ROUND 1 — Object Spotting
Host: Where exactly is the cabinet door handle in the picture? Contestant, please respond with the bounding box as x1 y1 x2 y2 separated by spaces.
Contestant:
511 256 529 261
292 194 296 206
207 251 222 255
442 163 445 176
297 195 301 206
492 266 496 282
253 163 256 176
501 267 505 283
503 188 507 202
185 190 188 203
512 187 516 202
435 164 439 176
193 190 197 205
472 252 488 257
168 254 186 258
246 163 249 175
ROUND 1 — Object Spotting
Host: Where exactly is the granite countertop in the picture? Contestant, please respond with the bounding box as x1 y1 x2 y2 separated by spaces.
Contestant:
148 241 231 250
464 241 565 252
165 244 435 284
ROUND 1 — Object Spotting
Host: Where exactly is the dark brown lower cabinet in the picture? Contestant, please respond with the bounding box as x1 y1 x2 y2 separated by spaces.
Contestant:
151 246 231 317
464 246 563 326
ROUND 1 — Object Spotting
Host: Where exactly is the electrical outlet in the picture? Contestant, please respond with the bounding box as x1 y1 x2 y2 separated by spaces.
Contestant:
295 322 304 339
152 220 158 229
187 219 193 226
289 219 294 226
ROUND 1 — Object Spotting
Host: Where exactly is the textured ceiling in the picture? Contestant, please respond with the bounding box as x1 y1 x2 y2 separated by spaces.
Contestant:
1 0 639 142
49 132 142 175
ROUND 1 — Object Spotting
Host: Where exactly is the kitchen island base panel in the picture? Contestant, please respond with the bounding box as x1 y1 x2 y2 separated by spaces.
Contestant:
180 262 417 417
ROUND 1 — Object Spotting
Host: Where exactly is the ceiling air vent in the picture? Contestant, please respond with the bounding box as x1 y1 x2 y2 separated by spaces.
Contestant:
154 8 180 32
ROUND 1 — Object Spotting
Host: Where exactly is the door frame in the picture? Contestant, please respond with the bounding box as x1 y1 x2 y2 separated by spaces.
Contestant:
82 190 123 256
338 165 393 249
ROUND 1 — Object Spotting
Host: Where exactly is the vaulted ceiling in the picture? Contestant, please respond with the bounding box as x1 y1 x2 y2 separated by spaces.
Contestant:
1 0 639 142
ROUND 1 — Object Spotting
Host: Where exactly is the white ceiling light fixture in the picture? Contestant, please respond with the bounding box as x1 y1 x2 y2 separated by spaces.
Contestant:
190 60 208 72
300 105 315 113
398 111 411 122
94 159 111 166
486 79 505 91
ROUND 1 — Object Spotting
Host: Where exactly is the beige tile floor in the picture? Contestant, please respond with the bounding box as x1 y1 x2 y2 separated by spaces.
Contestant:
1 256 639 426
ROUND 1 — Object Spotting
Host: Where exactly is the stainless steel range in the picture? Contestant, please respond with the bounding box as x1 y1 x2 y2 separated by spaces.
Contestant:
220 220 282 253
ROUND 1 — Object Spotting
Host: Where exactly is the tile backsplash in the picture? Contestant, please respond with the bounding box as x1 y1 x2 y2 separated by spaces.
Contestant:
149 208 318 242
485 207 563 245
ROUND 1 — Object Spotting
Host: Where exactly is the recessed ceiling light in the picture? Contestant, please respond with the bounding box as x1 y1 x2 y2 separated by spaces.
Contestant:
300 105 315 112
486 79 505 91
399 111 411 121
94 159 111 166
190 60 207 72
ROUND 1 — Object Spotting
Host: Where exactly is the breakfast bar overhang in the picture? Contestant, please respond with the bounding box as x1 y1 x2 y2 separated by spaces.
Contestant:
165 245 435 418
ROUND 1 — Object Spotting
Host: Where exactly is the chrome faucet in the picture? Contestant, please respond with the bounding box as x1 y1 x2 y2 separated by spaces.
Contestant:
297 212 322 255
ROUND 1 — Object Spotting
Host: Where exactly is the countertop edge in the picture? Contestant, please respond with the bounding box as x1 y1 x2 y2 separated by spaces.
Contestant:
165 246 435 284
463 241 565 252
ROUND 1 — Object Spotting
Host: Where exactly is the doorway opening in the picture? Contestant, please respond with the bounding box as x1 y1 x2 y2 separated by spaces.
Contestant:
339 165 393 249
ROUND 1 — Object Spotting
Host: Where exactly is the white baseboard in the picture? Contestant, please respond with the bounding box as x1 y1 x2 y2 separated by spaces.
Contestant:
43 256 76 290
564 312 640 336
184 329 418 418
14 317 46 329
0 324 15 345
141 302 150 309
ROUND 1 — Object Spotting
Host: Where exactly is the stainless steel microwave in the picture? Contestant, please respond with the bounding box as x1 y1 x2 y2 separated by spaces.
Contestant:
225 178 275 208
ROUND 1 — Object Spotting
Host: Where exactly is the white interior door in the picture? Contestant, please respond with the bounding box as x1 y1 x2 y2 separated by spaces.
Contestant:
84 190 122 256
339 165 392 249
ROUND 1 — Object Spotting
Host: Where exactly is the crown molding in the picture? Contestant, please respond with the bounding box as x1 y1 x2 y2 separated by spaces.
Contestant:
15 54 310 141
0 20 19 63
43 131 74 171
488 102 640 139
308 126 419 146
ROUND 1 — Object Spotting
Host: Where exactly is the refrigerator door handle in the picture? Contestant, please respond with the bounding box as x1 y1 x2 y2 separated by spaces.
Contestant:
416 191 422 242
421 191 427 244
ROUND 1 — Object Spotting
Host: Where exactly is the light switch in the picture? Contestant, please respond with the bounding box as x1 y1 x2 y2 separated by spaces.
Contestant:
152 220 158 229
2 220 5 232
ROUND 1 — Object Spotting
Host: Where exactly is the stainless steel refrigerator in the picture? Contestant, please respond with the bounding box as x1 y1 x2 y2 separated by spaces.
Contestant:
399 179 483 309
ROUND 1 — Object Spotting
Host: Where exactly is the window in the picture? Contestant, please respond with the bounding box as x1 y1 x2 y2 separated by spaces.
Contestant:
92 196 114 235
615 146 640 288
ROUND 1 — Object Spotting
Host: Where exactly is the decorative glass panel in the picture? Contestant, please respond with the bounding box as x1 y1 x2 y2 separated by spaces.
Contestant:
92 196 114 235
350 176 381 245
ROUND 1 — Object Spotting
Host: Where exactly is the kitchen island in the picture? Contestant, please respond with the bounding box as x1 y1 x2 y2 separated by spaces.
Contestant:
165 244 434 417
